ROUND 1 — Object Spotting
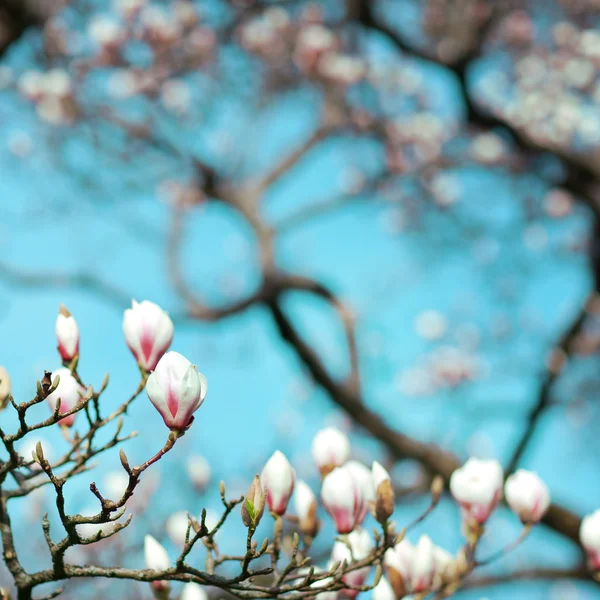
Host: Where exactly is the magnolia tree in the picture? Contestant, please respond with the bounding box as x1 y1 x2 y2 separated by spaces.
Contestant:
0 302 591 600
1 0 600 598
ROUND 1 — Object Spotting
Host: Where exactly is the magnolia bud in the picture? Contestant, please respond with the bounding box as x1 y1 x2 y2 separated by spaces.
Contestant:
372 461 394 524
261 450 296 516
372 576 395 600
505 469 550 524
330 527 373 598
294 480 319 538
186 455 211 490
346 460 374 525
321 464 363 534
450 458 503 526
0 366 11 410
410 535 436 593
146 351 207 431
181 582 208 600
56 305 79 362
312 427 351 477
123 299 174 372
144 534 171 600
46 368 85 427
580 509 600 571
242 475 266 528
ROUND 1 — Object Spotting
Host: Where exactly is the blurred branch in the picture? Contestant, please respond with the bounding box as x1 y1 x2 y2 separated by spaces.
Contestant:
465 565 591 589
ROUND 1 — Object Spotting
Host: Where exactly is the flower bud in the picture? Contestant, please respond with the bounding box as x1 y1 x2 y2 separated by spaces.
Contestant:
321 464 363 534
410 535 436 592
46 368 85 427
0 366 11 410
346 460 374 525
144 534 171 600
580 509 600 571
505 469 550 524
261 450 296 515
330 527 373 598
384 535 436 595
242 475 266 528
181 582 208 600
450 458 503 526
56 305 79 362
123 299 174 372
433 546 455 587
146 351 207 431
372 461 395 524
186 454 211 491
312 427 351 477
384 539 412 597
372 576 395 600
294 479 319 538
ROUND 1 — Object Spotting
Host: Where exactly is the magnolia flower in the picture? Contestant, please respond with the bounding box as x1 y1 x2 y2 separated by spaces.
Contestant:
346 460 374 524
330 528 373 598
181 582 208 600
372 576 395 600
261 451 296 515
144 534 171 599
294 479 319 537
505 469 551 523
321 464 363 533
384 536 436 595
56 305 79 362
411 535 436 593
372 461 394 524
123 299 174 372
242 475 266 528
450 458 503 525
0 366 11 410
166 511 191 546
46 368 85 427
186 455 211 490
312 427 351 476
433 546 455 588
580 509 600 570
146 351 207 431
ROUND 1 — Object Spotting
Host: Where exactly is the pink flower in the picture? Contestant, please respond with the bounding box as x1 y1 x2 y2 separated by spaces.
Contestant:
261 450 296 515
505 469 550 523
46 368 85 427
146 351 207 431
321 464 363 534
123 299 174 372
330 528 373 598
384 536 436 594
450 458 503 525
56 305 79 362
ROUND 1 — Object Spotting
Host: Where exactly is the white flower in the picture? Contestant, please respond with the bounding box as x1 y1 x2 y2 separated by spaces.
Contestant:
346 460 374 523
505 469 550 523
330 528 373 598
88 16 123 47
186 455 211 489
181 582 208 600
294 480 318 536
372 576 395 600
123 299 174 371
144 534 171 599
321 464 363 534
56 305 79 361
450 458 503 524
146 351 207 430
312 427 351 475
166 511 191 546
46 368 85 428
261 450 296 515
580 509 600 570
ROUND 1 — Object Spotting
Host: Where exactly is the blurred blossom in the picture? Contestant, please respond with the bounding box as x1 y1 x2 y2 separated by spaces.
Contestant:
396 366 435 397
544 189 573 218
187 455 211 490
87 16 123 48
113 0 146 19
166 510 192 546
103 471 129 500
107 69 139 99
430 173 461 207
415 310 447 341
7 131 33 157
160 79 192 115
469 133 505 164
